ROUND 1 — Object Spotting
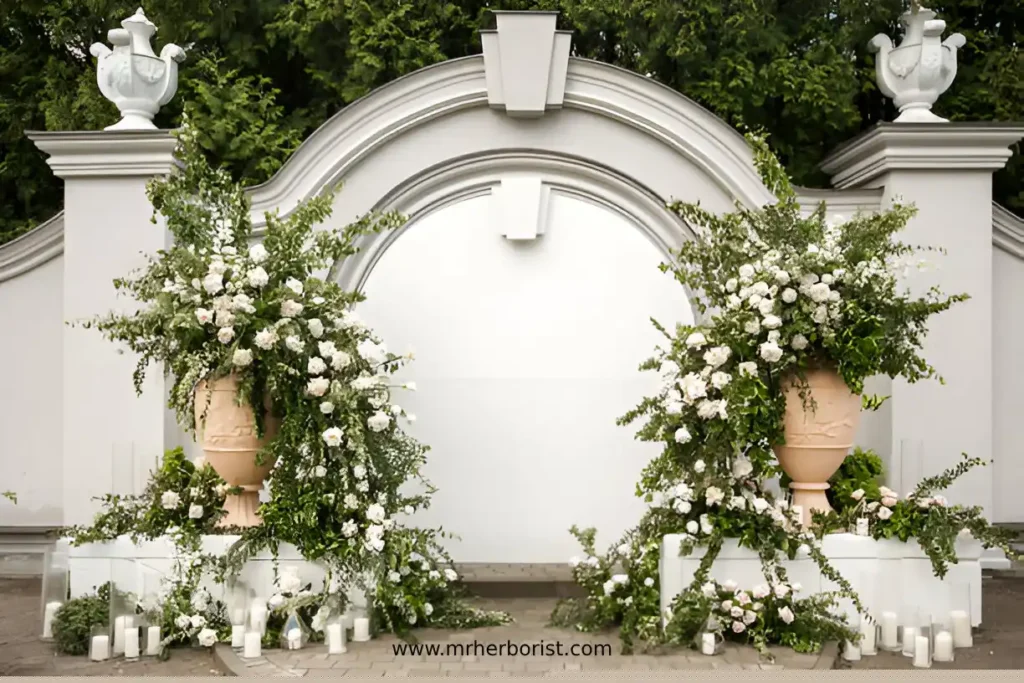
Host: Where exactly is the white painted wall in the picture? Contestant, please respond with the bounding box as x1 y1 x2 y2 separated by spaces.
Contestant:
357 192 694 562
0 256 64 527
993 246 1024 523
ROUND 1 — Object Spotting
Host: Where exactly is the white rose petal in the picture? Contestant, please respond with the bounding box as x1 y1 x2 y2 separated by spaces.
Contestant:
307 318 325 339
280 300 304 318
188 504 203 519
232 349 253 367
674 427 692 444
322 427 344 447
306 377 330 397
308 356 327 375
285 277 304 295
246 267 269 288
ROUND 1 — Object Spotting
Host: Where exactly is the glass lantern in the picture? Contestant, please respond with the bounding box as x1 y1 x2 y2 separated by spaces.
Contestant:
141 612 163 657
951 581 973 648
89 623 112 661
279 609 310 651
109 558 140 657
40 546 69 640
693 616 724 656
932 615 955 663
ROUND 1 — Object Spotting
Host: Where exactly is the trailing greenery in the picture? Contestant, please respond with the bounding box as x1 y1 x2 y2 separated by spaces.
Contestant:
553 132 965 656
72 116 507 655
811 454 1020 578
51 583 111 656
2 0 1020 246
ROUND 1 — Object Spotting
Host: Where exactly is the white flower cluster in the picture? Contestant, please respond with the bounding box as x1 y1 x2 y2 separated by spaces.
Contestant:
700 578 801 634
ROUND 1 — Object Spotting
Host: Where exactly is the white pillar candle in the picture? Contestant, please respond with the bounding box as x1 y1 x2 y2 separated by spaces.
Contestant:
231 624 245 648
843 641 861 661
112 617 127 655
353 617 371 642
951 610 972 648
934 631 954 662
859 619 877 655
855 518 869 536
286 627 302 650
90 634 110 661
880 612 899 649
912 635 931 668
327 622 346 654
145 626 161 656
901 627 918 656
243 631 261 659
41 601 62 639
124 628 140 659
701 632 716 656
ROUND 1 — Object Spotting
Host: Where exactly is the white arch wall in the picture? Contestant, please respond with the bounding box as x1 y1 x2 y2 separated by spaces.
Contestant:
356 191 693 562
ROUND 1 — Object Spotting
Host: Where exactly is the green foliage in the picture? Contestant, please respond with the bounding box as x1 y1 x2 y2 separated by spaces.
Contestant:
782 446 884 513
58 448 231 546
51 583 111 656
2 0 1020 246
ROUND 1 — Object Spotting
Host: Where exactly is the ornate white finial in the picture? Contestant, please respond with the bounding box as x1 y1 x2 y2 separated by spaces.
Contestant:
89 8 186 130
868 4 965 123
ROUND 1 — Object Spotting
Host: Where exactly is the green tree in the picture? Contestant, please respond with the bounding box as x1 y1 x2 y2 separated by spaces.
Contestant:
1 0 1020 246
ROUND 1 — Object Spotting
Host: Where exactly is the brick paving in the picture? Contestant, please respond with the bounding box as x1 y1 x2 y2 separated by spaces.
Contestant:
226 598 824 676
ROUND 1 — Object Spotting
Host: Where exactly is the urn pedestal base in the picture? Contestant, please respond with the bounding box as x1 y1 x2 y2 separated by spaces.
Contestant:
218 487 264 528
790 482 832 527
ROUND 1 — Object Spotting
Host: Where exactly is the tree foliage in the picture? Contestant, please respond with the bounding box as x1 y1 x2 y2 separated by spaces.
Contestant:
1 0 1021 244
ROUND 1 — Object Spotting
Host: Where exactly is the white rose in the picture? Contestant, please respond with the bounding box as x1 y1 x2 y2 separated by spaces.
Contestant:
232 349 253 367
685 332 708 349
877 506 893 520
757 297 775 316
791 334 808 351
703 346 731 368
306 377 330 397
728 496 746 510
644 577 655 588
711 371 731 389
701 582 717 598
404 505 414 515
781 287 797 304
341 520 358 537
352 464 366 479
330 351 352 371
705 486 725 506
318 341 338 358
674 427 692 444
759 341 783 363
731 606 744 618
881 496 897 507
195 308 213 325
678 373 708 404
174 614 191 629
322 427 344 447
285 277 304 295
821 273 834 285
366 503 386 523
190 615 206 629
357 339 389 365
738 264 755 279
306 318 324 339
248 244 268 264
307 356 327 375
197 627 217 647
778 606 795 624
752 584 770 599
697 399 726 420
285 335 305 353
664 401 684 415
313 466 327 478
445 568 458 582
267 594 285 609
725 278 738 292
686 520 699 534
774 583 791 598
246 267 269 288
694 459 706 473
188 504 203 519
738 361 758 378
254 328 278 350
700 514 713 534
281 299 304 318
215 327 235 344
775 270 791 285
812 304 829 324
202 272 224 295
161 491 181 509
673 499 692 514
809 282 831 303
367 411 392 432
767 330 781 343
748 293 762 307
762 314 782 330
851 488 865 501
744 319 761 335
752 498 769 513
319 401 334 414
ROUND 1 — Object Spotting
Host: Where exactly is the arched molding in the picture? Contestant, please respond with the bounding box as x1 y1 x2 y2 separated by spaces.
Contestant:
0 212 64 283
246 56 776 230
328 150 697 302
993 202 1024 259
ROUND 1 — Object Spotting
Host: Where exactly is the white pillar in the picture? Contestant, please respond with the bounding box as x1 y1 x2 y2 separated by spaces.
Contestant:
28 131 177 526
821 123 1024 520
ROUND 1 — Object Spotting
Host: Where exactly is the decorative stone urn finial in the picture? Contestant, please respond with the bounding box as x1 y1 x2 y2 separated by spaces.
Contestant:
868 4 965 123
89 8 186 130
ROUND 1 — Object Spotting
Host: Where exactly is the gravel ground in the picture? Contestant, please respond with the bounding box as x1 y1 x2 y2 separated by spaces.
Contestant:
839 574 1024 670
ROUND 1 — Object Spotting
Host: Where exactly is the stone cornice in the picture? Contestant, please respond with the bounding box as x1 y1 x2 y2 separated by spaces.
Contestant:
820 122 1024 189
993 202 1024 259
0 211 64 283
26 130 178 178
794 186 884 215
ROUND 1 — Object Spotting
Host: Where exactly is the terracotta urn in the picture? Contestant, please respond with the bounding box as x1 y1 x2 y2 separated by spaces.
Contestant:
194 373 279 527
772 367 861 528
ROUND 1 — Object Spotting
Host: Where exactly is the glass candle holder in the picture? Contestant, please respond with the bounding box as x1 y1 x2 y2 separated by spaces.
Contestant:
279 609 310 651
109 558 140 657
326 614 347 655
40 546 69 640
242 626 262 659
951 581 973 648
142 614 163 657
901 609 919 657
932 617 955 663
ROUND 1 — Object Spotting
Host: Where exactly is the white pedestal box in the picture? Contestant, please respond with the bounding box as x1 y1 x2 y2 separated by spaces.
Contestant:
59 535 369 610
659 533 982 628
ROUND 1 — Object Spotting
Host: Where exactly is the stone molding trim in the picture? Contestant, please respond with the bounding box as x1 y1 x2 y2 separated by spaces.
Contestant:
480 11 572 117
994 202 1024 259
0 212 64 283
795 187 884 216
327 150 695 295
246 55 777 230
819 122 1024 189
26 129 178 178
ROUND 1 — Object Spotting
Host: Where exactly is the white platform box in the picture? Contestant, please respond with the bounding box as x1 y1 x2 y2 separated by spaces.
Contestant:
659 533 982 627
59 535 368 608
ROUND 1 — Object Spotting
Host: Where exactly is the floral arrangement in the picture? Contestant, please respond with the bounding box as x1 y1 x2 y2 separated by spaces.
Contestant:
663 579 854 655
814 453 1019 577
75 114 506 647
151 534 229 655
58 448 229 546
554 133 967 655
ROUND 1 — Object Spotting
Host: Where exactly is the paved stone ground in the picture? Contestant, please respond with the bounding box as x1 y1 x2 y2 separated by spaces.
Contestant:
839 574 1024 670
228 598 824 676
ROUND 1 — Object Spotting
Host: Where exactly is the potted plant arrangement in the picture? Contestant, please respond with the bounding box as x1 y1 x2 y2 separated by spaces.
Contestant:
553 132 970 655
